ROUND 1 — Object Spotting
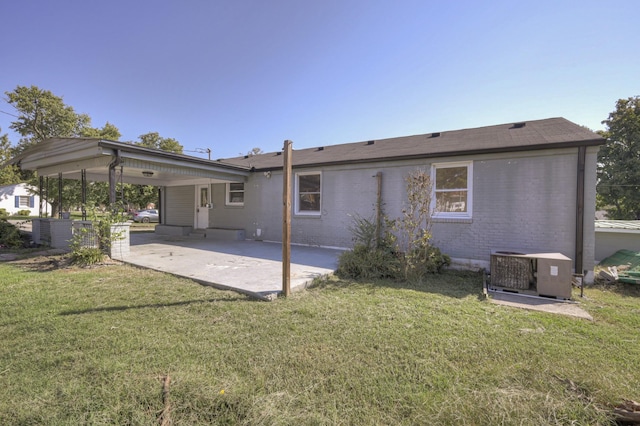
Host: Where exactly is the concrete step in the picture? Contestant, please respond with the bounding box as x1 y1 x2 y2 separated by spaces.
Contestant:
188 228 245 240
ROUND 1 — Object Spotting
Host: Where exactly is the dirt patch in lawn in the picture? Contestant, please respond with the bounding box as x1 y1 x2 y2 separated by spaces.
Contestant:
2 250 122 272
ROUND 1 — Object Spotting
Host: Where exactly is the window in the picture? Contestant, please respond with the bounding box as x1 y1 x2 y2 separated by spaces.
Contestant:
432 161 472 218
225 182 244 206
18 196 31 207
295 172 321 215
15 196 34 208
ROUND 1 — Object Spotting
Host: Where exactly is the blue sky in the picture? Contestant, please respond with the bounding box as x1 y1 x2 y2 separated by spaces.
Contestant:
1 0 638 159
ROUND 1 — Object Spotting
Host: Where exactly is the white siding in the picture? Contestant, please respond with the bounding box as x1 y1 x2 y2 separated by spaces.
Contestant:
165 186 195 226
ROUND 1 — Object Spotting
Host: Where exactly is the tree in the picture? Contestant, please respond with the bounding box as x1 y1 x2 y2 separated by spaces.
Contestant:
80 121 121 140
597 96 640 219
0 129 22 185
241 147 264 156
6 85 89 152
136 132 183 154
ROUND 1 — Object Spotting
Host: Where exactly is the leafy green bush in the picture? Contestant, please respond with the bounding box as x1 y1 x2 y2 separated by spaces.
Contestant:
337 169 451 283
16 210 32 216
69 206 128 266
0 220 24 248
337 244 400 280
0 209 8 219
70 247 105 266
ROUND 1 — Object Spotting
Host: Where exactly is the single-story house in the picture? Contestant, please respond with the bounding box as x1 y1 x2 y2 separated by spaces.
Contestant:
0 183 51 216
595 220 640 262
9 117 605 279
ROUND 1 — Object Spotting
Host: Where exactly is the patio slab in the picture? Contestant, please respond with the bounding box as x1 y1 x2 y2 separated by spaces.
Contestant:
489 290 593 320
122 232 343 300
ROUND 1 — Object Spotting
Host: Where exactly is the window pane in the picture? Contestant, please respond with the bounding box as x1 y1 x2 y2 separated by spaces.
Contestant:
299 174 320 192
200 188 208 206
436 191 467 212
299 194 320 211
229 183 244 191
436 167 467 190
229 192 244 203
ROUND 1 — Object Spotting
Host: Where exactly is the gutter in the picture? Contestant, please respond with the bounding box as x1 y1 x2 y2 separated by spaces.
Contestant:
246 138 606 172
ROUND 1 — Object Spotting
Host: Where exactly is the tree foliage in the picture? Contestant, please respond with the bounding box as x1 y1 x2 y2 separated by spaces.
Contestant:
0 130 23 185
136 132 183 154
4 85 124 215
597 96 640 219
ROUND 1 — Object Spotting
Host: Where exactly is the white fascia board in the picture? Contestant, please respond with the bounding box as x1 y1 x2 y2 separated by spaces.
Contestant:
595 228 640 234
20 146 109 170
120 151 249 178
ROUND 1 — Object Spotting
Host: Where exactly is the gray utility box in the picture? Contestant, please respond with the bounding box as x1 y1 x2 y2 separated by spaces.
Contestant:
490 250 573 299
534 253 572 299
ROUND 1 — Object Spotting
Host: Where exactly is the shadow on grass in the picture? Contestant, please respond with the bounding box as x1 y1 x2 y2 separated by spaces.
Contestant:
312 270 484 299
59 296 249 316
589 281 640 298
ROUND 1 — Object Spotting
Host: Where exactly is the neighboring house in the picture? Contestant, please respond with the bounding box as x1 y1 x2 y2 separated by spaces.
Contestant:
9 117 605 278
0 183 50 216
595 220 640 262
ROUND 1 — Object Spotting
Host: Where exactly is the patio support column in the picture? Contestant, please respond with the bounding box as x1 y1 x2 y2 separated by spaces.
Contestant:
58 172 63 218
81 169 87 220
158 187 163 224
38 176 44 218
282 140 292 297
45 177 49 217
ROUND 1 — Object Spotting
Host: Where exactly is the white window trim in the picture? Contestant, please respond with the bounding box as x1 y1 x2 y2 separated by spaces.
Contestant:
431 161 473 219
225 182 245 206
295 171 322 216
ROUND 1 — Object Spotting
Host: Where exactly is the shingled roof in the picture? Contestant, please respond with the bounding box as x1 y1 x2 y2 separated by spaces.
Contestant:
220 117 605 171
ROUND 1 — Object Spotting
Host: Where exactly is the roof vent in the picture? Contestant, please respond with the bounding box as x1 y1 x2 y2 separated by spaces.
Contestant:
512 122 526 129
276 151 282 156
317 146 324 151
430 132 441 138
244 155 249 159
367 140 375 145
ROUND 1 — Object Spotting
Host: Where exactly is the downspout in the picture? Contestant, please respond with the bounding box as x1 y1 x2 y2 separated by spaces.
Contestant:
575 146 586 275
158 187 163 225
108 150 123 206
375 172 383 247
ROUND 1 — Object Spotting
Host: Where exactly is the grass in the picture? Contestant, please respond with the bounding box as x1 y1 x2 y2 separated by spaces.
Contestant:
0 259 639 425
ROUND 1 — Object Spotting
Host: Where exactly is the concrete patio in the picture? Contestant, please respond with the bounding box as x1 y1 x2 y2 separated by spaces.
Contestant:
121 232 343 300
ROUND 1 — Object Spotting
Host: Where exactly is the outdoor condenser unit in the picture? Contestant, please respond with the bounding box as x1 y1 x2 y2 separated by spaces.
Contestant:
490 250 573 299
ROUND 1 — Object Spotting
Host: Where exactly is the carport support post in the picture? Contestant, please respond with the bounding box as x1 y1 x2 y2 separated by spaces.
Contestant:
282 140 292 297
58 172 63 218
81 169 87 221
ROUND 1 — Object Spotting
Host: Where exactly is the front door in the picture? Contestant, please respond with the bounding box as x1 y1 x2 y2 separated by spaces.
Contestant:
195 185 210 229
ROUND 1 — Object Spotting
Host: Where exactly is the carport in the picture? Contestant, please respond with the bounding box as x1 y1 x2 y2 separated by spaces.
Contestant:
10 137 250 220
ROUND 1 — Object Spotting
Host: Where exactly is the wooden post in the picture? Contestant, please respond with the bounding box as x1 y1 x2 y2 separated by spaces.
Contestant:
282 140 293 297
375 171 383 247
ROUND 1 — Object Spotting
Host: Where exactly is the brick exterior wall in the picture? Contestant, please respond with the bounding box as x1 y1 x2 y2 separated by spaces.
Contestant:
164 146 599 274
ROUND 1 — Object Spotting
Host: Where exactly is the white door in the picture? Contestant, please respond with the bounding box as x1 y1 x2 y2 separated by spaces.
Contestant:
195 185 210 229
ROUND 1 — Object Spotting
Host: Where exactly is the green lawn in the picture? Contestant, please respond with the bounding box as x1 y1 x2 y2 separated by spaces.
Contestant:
0 258 638 425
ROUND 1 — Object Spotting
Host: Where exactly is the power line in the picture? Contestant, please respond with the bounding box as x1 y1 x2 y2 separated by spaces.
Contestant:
0 109 19 118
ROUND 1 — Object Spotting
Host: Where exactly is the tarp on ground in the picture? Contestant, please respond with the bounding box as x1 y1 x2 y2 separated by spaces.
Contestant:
596 249 640 284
